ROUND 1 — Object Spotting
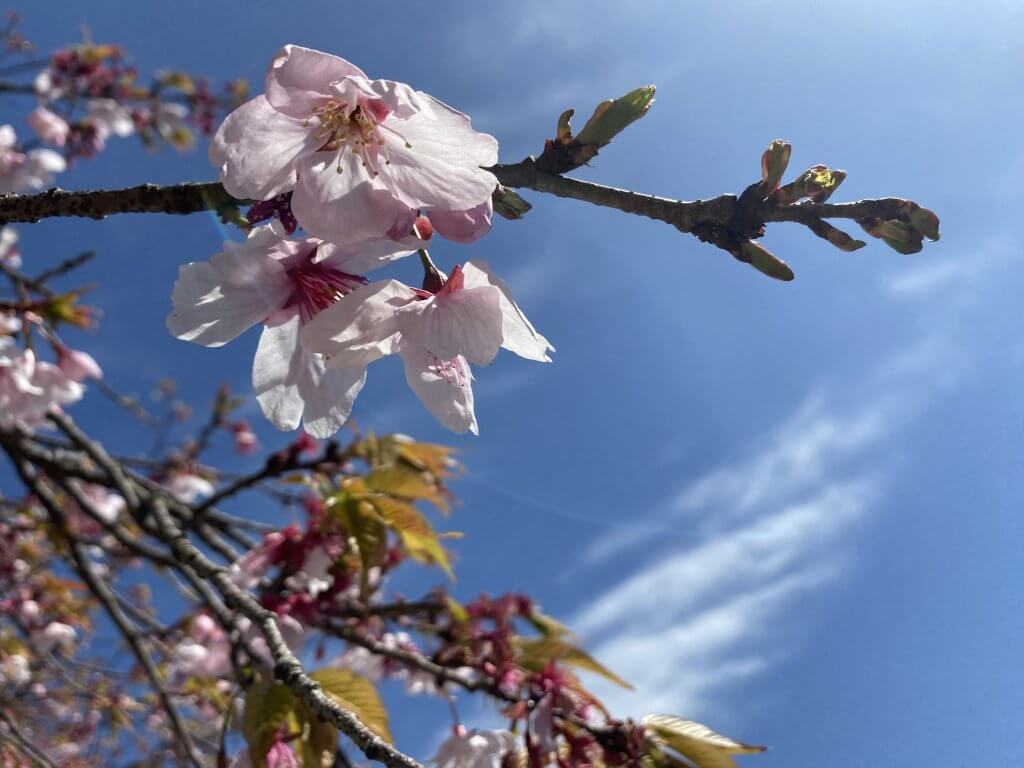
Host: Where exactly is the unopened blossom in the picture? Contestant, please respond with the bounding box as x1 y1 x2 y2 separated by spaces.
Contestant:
210 45 499 246
38 621 76 655
431 728 517 768
27 106 70 146
56 345 103 382
0 227 20 269
18 599 40 623
0 124 66 193
302 260 552 434
232 420 259 454
167 228 412 437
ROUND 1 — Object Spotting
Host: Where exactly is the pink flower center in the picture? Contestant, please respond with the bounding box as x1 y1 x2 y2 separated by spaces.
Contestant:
287 259 368 324
310 97 410 177
429 353 470 389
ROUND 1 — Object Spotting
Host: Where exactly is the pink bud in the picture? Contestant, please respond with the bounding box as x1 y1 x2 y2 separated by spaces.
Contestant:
232 421 258 454
412 214 434 241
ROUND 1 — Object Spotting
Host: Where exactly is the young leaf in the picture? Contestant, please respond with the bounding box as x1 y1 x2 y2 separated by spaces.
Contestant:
641 715 765 768
527 610 573 639
309 668 392 743
242 680 300 766
370 495 455 579
515 636 632 689
366 465 451 513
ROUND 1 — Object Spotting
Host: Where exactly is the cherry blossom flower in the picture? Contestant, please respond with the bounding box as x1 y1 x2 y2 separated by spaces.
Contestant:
0 124 66 193
431 727 517 768
0 227 20 269
167 228 412 437
210 45 499 246
84 99 135 139
282 544 334 598
55 345 103 382
79 483 126 524
0 653 30 687
0 339 84 430
302 260 552 434
27 106 70 146
165 471 215 503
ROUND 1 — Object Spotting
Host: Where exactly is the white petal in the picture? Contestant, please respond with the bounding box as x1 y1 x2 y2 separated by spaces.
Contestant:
396 284 503 366
461 260 554 362
291 150 408 245
210 96 319 200
375 93 498 212
401 343 478 435
298 355 366 439
265 45 366 119
300 280 414 368
167 233 293 347
253 311 305 431
254 311 366 437
427 199 493 244
315 238 415 275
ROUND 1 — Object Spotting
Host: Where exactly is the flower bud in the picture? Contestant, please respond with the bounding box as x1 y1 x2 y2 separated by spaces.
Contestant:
760 140 792 195
905 204 941 240
412 215 434 241
492 186 532 220
739 240 795 281
575 85 656 147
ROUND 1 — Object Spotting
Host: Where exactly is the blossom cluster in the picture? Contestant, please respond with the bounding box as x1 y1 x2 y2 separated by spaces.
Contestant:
169 45 553 436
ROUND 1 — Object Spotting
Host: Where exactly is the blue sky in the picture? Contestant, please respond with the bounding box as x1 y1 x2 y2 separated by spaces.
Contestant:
9 1 1023 765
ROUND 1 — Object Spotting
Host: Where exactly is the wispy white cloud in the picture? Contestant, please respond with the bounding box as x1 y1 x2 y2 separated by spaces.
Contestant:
564 233 1019 722
569 340 959 722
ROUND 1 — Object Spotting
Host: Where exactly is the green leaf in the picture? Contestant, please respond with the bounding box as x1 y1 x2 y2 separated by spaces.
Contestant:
642 715 765 768
309 668 392 743
299 718 339 768
336 496 389 595
527 610 573 639
242 680 300 767
370 496 454 579
575 85 656 147
366 465 450 513
515 636 632 690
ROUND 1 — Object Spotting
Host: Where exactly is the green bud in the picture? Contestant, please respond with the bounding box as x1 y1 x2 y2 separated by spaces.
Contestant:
883 231 925 254
806 167 846 202
906 205 941 240
875 219 915 242
760 140 792 194
556 109 574 144
740 240 795 281
575 85 656 147
492 186 533 220
808 218 866 252
776 165 846 205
